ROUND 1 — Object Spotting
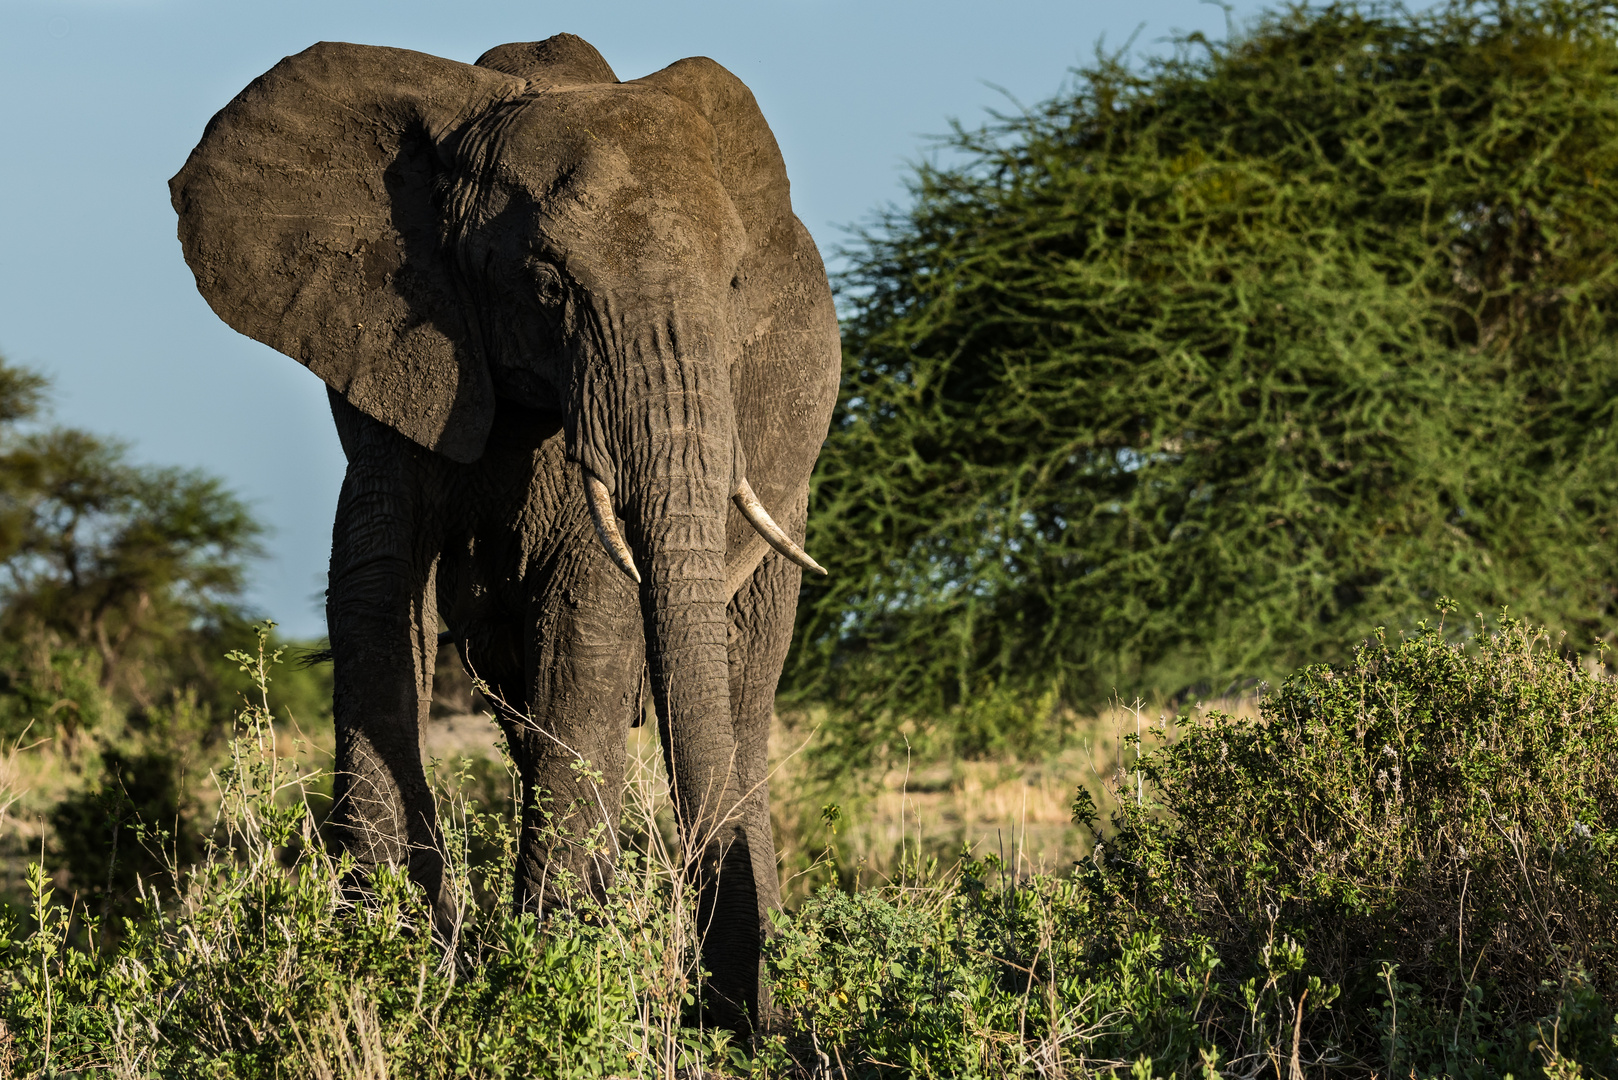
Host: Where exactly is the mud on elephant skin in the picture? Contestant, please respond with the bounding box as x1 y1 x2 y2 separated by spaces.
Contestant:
170 33 840 1032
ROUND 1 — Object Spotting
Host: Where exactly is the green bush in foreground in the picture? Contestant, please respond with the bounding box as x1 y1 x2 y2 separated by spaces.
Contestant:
768 618 1618 1077
1 621 1614 1077
1096 615 1618 1076
0 631 728 1079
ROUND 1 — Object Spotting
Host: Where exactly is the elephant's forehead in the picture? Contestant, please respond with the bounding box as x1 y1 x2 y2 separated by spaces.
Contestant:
499 87 721 193
493 89 745 275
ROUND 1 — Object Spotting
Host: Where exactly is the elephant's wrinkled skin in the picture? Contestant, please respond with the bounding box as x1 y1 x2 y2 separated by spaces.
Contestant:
170 34 839 1031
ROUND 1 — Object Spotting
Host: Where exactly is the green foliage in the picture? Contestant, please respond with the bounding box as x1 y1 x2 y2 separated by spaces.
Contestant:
767 877 1253 1078
0 352 265 739
0 629 738 1078
48 743 197 911
765 619 1618 1077
0 353 334 911
1084 616 1618 1077
792 0 1618 752
1 624 1613 1077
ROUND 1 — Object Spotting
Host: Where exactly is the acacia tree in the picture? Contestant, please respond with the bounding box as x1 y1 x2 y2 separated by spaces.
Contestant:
788 0 1618 754
0 355 276 906
0 355 263 734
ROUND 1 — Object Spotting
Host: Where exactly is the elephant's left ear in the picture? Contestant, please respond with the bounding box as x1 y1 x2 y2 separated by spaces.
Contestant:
632 58 796 258
171 42 526 463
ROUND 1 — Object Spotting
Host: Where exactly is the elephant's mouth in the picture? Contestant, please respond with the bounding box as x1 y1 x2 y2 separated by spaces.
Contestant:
581 464 826 587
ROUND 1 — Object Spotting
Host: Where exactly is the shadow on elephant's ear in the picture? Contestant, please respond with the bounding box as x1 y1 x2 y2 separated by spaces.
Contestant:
170 41 520 462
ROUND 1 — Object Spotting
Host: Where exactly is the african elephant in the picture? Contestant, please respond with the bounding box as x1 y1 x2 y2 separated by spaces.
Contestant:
169 33 839 1030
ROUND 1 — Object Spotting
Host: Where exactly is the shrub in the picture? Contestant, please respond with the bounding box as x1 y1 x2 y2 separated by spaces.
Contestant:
1082 616 1618 1077
764 618 1618 1078
766 873 1233 1078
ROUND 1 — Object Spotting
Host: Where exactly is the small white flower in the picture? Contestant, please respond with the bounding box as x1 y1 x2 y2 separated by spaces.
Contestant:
1572 819 1593 839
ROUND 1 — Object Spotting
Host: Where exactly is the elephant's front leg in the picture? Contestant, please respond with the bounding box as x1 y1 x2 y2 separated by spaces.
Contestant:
326 394 453 930
508 525 645 913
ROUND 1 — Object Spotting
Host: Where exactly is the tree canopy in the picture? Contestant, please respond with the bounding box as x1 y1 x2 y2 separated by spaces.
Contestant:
0 354 265 736
788 0 1618 750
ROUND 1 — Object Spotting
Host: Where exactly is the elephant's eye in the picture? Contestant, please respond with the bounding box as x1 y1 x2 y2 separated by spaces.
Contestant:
524 258 565 307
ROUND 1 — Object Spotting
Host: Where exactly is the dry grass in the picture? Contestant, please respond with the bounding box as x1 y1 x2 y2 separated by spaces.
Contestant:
0 690 1261 920
0 728 87 901
767 696 1260 897
411 695 1263 904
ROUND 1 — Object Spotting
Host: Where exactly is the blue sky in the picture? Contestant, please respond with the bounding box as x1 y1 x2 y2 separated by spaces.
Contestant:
1 0 1273 638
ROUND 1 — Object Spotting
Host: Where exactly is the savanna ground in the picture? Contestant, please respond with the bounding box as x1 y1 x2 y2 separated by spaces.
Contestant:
419 679 1175 904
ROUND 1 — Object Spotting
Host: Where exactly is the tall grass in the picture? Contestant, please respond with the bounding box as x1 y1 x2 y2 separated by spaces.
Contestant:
0 628 740 1078
0 618 1613 1077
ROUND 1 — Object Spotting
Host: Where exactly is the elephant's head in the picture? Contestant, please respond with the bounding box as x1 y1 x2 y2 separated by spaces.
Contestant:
170 34 825 841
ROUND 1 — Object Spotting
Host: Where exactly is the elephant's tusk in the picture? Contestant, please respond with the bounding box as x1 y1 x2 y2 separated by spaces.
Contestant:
583 466 642 585
733 478 828 576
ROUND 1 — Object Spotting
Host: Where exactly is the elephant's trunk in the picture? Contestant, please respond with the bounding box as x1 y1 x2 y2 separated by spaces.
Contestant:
608 313 737 823
574 305 760 1026
627 471 737 848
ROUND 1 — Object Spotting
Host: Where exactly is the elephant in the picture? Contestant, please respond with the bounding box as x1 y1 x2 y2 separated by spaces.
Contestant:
169 33 839 1031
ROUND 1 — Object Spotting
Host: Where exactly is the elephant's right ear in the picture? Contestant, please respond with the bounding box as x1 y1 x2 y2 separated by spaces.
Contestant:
170 43 525 463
